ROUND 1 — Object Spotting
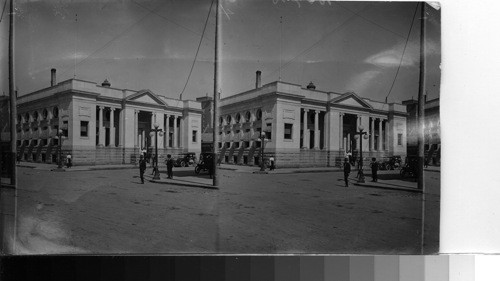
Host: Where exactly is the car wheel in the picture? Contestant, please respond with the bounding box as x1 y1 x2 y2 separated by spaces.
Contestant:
181 161 186 167
195 165 201 174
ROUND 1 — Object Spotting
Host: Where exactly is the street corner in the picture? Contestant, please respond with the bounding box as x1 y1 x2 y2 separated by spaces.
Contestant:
148 174 218 190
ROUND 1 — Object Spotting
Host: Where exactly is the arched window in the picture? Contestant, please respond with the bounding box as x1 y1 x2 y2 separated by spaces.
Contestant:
42 109 48 120
219 116 224 126
33 111 39 122
256 109 262 121
17 114 21 123
226 115 232 124
53 107 59 118
235 113 241 123
25 112 30 123
245 111 251 122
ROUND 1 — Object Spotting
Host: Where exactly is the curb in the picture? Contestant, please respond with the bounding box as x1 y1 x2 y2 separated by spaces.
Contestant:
150 179 218 190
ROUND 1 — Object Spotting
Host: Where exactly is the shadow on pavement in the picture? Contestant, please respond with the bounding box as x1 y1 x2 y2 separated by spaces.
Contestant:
377 173 417 183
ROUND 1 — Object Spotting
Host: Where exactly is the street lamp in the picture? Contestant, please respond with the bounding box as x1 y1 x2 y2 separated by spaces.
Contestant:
259 131 267 172
150 122 163 180
55 129 65 171
354 125 369 183
252 130 269 174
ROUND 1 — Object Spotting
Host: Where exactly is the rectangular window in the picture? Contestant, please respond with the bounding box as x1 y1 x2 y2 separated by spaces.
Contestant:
265 123 272 140
80 121 89 137
397 133 403 145
284 123 293 139
235 142 240 148
218 142 222 149
256 141 261 148
244 141 250 148
192 130 198 142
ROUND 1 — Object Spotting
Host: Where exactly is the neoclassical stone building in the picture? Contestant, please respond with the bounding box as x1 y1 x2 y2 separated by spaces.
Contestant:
16 69 202 165
216 71 407 168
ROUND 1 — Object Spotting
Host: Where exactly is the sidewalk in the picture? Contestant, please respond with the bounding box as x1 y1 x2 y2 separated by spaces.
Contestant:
16 161 434 193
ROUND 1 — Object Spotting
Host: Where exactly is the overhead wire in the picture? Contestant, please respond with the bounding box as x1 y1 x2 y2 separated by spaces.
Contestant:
131 0 213 42
0 0 7 22
265 4 372 80
178 0 215 100
58 1 168 79
385 2 420 103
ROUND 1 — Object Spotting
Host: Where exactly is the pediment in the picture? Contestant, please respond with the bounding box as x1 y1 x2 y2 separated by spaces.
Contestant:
329 92 373 109
125 90 167 106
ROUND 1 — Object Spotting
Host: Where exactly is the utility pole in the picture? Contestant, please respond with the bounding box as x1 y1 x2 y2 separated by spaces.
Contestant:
417 2 427 254
417 2 426 191
9 0 16 186
212 0 219 187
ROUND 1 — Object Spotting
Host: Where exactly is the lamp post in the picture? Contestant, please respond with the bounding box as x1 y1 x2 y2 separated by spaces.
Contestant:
252 130 269 174
354 125 369 183
55 129 65 171
259 131 267 172
150 123 163 180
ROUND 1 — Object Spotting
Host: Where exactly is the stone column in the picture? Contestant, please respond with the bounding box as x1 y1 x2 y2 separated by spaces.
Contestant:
302 109 308 149
179 116 184 148
118 109 124 147
314 110 320 149
109 108 115 147
165 115 170 148
378 118 383 151
384 119 389 151
173 115 178 148
355 115 360 149
370 117 374 151
150 112 155 148
339 113 344 151
134 110 138 147
98 106 105 146
347 133 351 151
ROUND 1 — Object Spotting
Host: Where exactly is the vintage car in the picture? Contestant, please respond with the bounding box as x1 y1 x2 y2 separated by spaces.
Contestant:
172 152 197 167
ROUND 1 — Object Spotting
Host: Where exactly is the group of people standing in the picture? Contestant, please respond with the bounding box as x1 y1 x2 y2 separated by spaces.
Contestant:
139 154 174 184
343 157 379 187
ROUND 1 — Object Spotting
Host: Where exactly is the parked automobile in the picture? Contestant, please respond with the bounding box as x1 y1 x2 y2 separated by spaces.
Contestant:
172 152 197 167
379 156 402 170
400 156 418 178
195 152 216 174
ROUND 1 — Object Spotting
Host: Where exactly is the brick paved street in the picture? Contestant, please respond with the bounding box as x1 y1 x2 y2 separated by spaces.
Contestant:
9 165 439 254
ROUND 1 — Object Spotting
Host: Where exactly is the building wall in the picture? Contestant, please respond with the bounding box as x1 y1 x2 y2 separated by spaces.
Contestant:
216 81 407 168
16 78 202 166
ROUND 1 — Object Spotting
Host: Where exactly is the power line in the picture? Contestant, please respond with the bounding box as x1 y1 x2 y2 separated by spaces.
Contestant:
385 3 419 103
131 0 213 42
179 0 215 100
265 5 370 80
334 2 407 39
59 2 168 79
0 0 7 22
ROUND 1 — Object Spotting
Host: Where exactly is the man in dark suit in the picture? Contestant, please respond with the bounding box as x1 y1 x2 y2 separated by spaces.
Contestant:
139 156 147 184
343 158 351 187
166 154 174 179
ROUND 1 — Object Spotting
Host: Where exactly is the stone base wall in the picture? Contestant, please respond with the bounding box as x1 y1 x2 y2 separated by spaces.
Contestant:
219 148 405 169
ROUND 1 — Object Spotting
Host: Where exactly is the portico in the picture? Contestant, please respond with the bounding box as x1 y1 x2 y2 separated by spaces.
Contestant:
16 72 202 165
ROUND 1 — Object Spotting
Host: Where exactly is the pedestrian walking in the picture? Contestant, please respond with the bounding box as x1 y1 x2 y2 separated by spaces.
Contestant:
139 156 147 184
370 157 378 182
66 153 72 168
269 157 275 171
343 158 351 187
346 150 353 166
206 153 214 179
165 154 174 179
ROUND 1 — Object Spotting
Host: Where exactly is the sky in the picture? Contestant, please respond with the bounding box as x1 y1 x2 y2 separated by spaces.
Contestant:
0 0 440 104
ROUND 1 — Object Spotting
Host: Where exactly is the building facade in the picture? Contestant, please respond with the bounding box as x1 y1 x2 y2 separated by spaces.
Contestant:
16 70 202 165
214 72 407 168
403 97 440 165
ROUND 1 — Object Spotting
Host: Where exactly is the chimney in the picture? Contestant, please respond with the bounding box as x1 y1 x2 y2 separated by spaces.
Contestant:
255 70 262 89
102 79 111 87
306 81 316 90
51 68 56 86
